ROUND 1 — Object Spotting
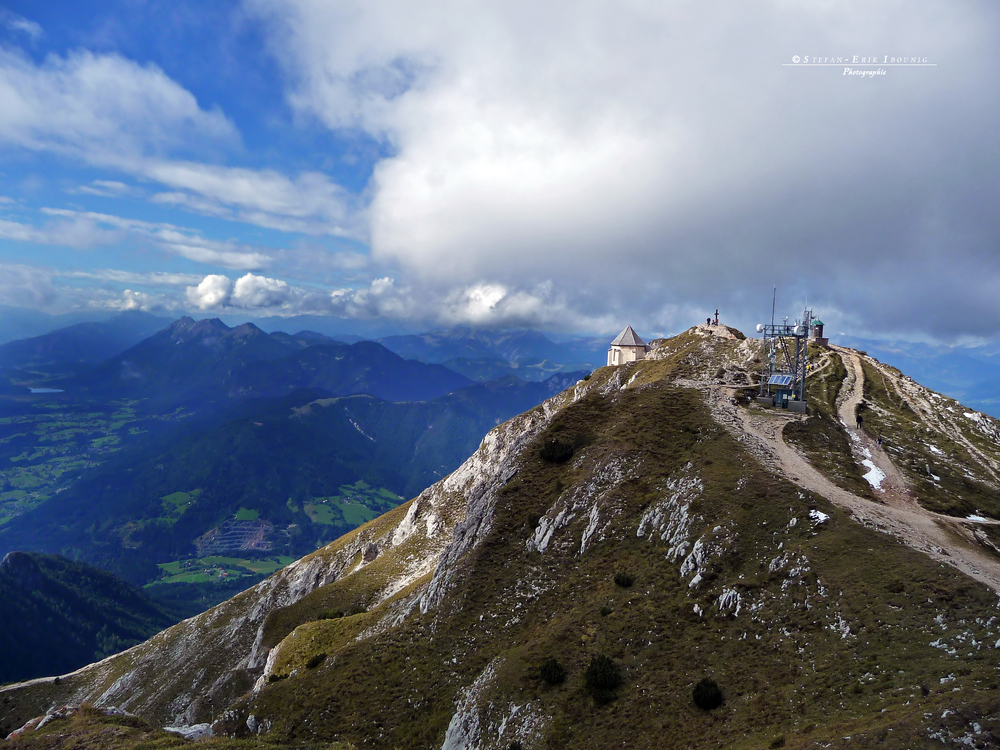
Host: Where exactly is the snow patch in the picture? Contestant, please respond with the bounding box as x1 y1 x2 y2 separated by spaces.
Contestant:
348 419 374 441
809 510 830 525
861 460 886 490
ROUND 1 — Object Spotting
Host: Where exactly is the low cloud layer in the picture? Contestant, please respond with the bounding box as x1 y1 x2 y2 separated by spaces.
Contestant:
0 263 56 308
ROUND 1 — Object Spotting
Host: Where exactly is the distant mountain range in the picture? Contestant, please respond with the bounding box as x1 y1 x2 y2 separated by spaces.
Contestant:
1 309 608 391
0 314 590 611
54 317 473 410
377 327 607 382
0 311 171 377
0 306 126 346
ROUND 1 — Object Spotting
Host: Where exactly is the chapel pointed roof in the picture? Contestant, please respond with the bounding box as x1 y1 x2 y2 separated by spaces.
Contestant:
610 325 645 347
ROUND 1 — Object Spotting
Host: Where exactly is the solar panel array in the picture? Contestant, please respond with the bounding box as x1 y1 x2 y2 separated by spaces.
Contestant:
768 374 795 386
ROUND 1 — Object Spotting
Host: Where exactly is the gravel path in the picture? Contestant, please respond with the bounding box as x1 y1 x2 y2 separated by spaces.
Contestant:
704 352 1000 592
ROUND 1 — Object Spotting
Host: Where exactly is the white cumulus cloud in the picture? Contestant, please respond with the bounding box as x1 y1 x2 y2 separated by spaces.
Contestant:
232 273 291 308
184 273 297 311
185 275 233 309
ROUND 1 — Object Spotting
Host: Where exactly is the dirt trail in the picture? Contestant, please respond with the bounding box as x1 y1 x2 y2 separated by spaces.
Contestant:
834 348 917 511
703 354 1000 592
866 357 1000 485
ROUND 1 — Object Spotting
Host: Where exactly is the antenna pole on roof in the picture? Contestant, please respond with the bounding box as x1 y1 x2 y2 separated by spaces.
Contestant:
771 287 776 327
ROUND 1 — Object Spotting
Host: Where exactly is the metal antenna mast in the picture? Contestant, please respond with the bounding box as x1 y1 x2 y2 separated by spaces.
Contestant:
755 296 812 412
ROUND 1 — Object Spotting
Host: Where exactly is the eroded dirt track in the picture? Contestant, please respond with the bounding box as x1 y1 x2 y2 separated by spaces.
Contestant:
703 353 1000 592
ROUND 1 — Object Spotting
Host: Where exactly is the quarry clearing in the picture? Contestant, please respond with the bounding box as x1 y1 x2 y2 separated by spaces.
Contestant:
709 348 1000 592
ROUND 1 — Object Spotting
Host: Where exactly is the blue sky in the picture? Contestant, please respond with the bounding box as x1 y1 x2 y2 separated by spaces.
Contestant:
1 1 998 340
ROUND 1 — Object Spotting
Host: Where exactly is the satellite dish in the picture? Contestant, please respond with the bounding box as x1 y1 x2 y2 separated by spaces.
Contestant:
756 324 764 333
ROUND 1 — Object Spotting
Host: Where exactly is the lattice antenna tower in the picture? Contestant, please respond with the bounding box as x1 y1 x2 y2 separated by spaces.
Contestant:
756 300 813 410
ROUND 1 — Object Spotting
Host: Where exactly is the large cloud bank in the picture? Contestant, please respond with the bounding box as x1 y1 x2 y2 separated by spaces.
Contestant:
245 0 1000 337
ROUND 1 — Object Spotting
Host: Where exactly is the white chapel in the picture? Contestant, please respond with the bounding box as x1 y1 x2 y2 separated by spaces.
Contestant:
607 325 650 366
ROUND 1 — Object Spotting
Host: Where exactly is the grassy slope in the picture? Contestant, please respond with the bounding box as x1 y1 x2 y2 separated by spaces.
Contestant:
858 359 1000 519
221 378 1000 749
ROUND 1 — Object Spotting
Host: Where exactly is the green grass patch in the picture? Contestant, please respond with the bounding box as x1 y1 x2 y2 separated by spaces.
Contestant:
159 489 201 524
234 507 259 521
330 498 380 527
303 482 404 528
304 502 337 526
156 555 293 583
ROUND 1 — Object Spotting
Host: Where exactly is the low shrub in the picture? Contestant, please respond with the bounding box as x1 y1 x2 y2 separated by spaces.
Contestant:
317 605 366 621
600 605 612 617
584 654 622 701
613 571 634 588
540 438 574 463
692 677 724 710
539 657 566 685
